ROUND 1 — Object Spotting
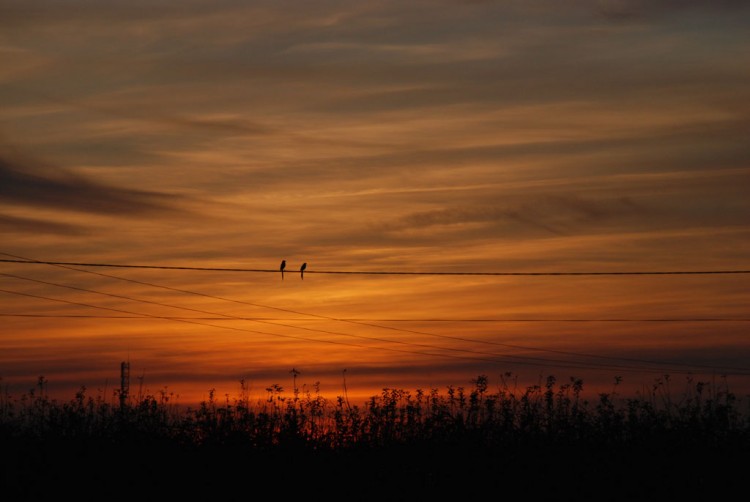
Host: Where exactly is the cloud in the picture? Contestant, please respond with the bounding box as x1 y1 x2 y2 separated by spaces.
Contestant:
208 112 750 198
378 195 650 237
595 0 750 20
0 213 88 235
0 149 188 216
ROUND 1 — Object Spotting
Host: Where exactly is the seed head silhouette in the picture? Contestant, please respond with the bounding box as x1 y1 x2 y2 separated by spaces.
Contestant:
280 259 286 280
300 262 307 280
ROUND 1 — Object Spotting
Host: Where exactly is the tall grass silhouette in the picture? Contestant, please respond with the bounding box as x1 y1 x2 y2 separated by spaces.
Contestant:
1 372 748 500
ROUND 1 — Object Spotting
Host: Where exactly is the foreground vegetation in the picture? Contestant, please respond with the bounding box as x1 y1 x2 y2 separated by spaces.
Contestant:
2 373 748 500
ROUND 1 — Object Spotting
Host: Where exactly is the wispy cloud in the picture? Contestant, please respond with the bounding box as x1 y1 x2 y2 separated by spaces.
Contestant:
0 213 88 235
595 0 750 21
0 149 187 215
377 195 651 236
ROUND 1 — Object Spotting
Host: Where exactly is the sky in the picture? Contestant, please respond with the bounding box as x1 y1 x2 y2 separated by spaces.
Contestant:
1 0 749 407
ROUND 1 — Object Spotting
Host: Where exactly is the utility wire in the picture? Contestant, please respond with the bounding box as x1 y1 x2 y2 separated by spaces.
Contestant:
2 257 749 276
4 250 749 374
3 261 749 375
0 272 692 374
4 251 750 374
0 287 508 366
0 255 729 372
2 313 748 322
3 285 703 375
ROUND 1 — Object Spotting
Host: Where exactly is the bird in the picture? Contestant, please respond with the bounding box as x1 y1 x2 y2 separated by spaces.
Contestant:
280 259 286 280
300 262 307 280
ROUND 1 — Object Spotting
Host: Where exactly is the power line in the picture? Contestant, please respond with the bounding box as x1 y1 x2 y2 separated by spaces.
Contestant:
2 257 749 276
3 265 749 376
2 313 748 322
0 266 715 372
5 250 750 375
0 313 309 320
3 285 699 375
6 255 750 372
0 287 508 366
1 272 690 374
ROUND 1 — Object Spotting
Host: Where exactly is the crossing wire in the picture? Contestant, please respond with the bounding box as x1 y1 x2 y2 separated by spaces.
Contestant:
3 262 750 375
0 266 735 373
2 313 749 322
0 273 707 375
4 251 750 374
4 251 750 375
2 285 708 375
2 257 749 276
0 287 516 367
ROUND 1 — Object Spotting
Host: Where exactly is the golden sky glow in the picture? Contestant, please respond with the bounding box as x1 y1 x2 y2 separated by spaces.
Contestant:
1 0 749 405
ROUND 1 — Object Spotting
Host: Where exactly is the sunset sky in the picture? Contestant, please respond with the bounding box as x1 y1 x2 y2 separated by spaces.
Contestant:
1 0 749 406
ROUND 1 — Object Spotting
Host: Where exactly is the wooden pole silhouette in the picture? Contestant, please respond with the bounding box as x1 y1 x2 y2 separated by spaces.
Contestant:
120 361 130 410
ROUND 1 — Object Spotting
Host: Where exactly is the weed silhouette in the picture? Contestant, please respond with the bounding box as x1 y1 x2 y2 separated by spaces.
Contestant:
1 373 747 500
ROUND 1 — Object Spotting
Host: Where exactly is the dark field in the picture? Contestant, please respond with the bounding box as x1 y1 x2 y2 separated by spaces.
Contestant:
2 374 748 501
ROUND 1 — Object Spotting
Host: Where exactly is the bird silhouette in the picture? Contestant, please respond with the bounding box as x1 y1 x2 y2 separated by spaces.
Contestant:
280 259 286 280
300 262 307 280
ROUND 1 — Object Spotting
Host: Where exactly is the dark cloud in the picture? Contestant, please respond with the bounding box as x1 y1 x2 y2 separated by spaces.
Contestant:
0 0 230 27
545 195 649 222
0 151 188 216
0 213 88 235
595 0 750 20
379 195 650 236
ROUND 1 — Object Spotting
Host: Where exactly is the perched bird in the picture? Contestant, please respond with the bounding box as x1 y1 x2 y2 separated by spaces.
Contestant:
280 259 286 280
300 262 307 280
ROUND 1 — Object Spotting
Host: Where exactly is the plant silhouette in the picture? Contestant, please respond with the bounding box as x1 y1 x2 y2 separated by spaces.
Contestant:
1 373 747 499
